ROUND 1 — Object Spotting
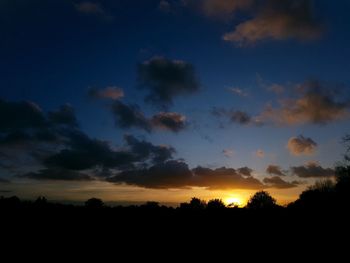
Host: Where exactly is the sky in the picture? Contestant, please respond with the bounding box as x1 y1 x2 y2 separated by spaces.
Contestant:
1 0 350 206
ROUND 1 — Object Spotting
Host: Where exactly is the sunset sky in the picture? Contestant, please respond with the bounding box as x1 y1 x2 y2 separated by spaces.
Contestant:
1 0 350 206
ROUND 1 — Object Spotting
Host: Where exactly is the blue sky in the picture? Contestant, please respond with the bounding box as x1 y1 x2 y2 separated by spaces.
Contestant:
1 0 350 204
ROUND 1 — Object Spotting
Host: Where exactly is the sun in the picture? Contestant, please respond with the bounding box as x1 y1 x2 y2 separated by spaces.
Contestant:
225 196 244 207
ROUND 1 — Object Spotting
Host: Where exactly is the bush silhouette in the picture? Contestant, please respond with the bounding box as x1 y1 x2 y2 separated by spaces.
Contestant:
246 191 276 209
85 198 104 209
207 199 226 210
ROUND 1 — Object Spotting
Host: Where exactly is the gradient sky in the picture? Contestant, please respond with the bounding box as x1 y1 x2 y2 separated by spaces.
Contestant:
1 0 350 205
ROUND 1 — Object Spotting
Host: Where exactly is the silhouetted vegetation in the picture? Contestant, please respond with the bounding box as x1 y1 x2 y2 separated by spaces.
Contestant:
246 191 278 210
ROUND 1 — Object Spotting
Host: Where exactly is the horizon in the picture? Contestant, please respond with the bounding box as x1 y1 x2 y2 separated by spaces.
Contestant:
1 0 350 205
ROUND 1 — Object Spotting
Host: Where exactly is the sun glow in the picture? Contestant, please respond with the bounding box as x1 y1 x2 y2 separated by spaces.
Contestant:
224 196 245 207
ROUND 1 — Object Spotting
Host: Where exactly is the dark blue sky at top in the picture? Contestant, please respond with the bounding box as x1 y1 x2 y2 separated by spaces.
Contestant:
1 0 350 172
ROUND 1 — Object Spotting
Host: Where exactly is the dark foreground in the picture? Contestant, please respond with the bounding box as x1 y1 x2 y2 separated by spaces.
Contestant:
1 199 349 260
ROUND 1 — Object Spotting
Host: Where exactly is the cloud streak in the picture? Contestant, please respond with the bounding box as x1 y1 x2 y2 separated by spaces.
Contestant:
89 87 124 100
291 162 335 178
108 164 264 190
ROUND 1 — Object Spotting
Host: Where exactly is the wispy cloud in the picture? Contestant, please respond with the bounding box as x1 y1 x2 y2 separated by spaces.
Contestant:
89 87 124 100
222 149 234 158
75 1 113 20
227 87 249 97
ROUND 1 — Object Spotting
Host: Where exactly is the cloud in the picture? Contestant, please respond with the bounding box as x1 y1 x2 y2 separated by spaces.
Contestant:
263 176 298 189
184 0 253 19
111 101 187 133
291 162 335 178
48 104 79 128
124 134 175 164
20 168 94 181
0 177 10 183
255 149 265 158
44 131 175 172
138 57 200 108
268 84 285 94
191 166 264 190
75 1 113 20
111 101 152 132
237 166 253 177
223 0 323 45
0 99 47 132
89 87 124 100
228 87 248 97
108 164 264 190
151 112 187 132
287 135 317 156
159 0 171 12
222 149 234 158
266 165 286 176
212 107 252 125
258 81 350 125
107 160 192 189
0 99 80 150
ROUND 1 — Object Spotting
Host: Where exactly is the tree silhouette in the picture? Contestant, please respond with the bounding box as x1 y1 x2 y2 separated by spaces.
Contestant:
207 199 226 210
85 198 104 209
246 191 276 209
142 201 160 209
190 197 207 210
35 196 48 206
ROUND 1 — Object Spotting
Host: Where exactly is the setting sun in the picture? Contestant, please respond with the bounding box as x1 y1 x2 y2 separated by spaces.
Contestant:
225 196 245 207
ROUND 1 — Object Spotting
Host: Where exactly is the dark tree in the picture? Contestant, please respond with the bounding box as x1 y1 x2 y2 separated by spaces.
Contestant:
35 196 48 206
207 199 226 210
189 197 207 210
246 191 277 209
142 201 160 209
85 198 104 209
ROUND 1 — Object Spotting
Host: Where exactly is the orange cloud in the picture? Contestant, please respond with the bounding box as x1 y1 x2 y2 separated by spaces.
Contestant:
287 135 317 156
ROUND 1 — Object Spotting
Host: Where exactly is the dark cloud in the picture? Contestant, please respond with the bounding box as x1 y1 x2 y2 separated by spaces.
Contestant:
44 132 174 172
263 176 298 189
124 134 175 164
108 163 263 190
212 107 252 125
287 135 317 156
88 87 124 100
0 99 47 132
0 99 79 148
19 168 94 181
258 81 350 125
291 162 335 178
111 101 151 132
48 104 79 128
191 166 264 190
107 160 192 189
0 99 178 181
138 57 200 108
44 130 134 171
151 112 187 132
237 167 253 177
111 101 187 133
223 0 323 45
266 165 286 176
